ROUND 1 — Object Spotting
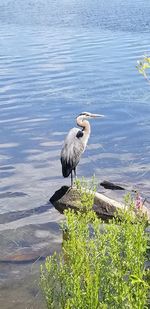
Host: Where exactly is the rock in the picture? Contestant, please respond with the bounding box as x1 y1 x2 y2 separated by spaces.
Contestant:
50 186 82 213
50 186 150 221
93 191 124 220
100 180 125 191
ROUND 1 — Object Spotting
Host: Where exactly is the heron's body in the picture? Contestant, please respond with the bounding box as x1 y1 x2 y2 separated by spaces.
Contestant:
61 127 89 177
60 112 104 186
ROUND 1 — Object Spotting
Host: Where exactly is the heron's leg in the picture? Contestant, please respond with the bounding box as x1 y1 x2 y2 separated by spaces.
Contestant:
71 170 73 187
74 168 77 180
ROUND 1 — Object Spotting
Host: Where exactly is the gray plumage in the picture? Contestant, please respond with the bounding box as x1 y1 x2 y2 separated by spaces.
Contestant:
61 127 85 177
60 112 104 186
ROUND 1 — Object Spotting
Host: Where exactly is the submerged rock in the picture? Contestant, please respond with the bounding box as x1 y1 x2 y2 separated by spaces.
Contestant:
100 180 125 191
50 186 150 221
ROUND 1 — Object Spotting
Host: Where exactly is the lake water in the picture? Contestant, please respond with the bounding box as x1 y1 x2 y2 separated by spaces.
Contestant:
0 0 150 308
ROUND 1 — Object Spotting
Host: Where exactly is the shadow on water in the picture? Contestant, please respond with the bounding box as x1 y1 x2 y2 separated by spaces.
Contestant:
0 191 27 200
0 201 52 224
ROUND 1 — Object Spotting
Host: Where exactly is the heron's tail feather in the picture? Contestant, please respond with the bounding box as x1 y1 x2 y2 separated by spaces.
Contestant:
61 157 73 178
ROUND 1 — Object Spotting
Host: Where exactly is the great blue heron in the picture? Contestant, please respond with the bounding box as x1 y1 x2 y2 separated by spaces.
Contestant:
60 112 104 187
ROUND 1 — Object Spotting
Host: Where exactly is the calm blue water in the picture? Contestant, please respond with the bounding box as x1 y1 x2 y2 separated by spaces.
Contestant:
0 0 150 307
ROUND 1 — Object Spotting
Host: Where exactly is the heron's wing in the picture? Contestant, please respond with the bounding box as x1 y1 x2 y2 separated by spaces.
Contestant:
60 128 84 177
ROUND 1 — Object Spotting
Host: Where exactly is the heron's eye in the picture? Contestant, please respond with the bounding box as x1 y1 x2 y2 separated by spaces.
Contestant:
79 112 90 117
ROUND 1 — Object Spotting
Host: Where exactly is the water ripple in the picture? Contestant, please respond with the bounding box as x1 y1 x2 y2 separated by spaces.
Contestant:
0 1 150 307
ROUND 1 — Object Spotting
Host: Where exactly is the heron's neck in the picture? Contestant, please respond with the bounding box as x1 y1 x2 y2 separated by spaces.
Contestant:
76 116 91 135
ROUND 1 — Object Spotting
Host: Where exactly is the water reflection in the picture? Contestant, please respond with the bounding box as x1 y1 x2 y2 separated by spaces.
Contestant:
0 0 150 307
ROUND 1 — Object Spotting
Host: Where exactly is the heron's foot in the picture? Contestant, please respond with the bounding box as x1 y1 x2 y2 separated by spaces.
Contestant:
71 183 77 189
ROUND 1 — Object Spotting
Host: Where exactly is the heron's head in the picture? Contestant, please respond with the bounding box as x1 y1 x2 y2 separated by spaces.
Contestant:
78 112 104 120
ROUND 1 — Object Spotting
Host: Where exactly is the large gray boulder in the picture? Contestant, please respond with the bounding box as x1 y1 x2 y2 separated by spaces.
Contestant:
50 186 150 221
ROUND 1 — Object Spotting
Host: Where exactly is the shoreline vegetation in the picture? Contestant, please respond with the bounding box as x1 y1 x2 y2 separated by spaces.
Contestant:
137 56 150 85
41 178 150 309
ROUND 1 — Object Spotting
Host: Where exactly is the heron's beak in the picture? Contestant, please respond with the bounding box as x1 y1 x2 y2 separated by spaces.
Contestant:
90 113 105 118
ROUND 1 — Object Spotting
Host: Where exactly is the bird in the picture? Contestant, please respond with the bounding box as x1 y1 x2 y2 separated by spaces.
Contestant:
60 112 104 187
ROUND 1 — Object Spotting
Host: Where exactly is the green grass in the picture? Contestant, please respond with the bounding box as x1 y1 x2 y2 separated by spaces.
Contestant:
41 179 149 309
